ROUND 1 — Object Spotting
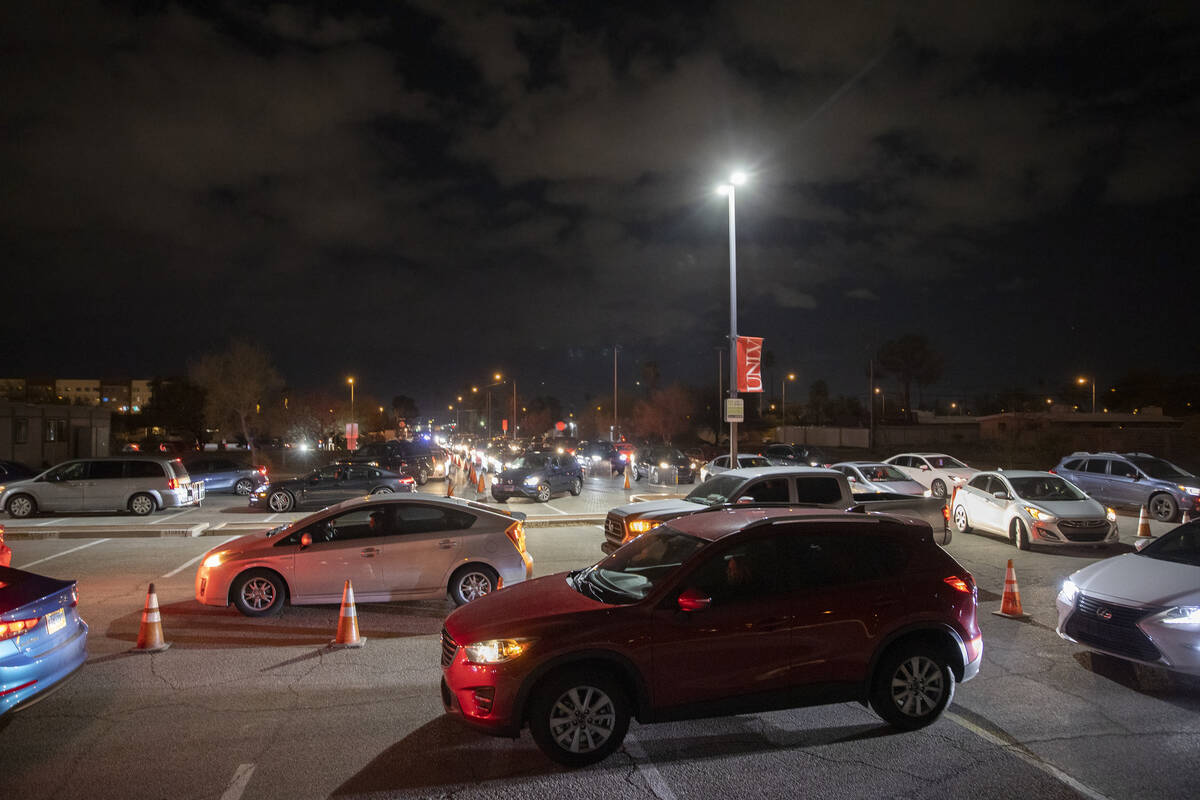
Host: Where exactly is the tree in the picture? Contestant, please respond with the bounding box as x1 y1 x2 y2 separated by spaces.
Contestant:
632 384 695 443
189 340 283 462
142 377 206 442
876 335 944 422
807 380 830 426
391 395 420 429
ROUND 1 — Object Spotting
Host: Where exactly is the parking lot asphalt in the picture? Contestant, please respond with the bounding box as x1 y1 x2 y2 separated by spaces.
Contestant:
2 512 1198 799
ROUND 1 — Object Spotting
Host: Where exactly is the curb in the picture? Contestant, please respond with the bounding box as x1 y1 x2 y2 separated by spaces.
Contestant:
6 523 210 540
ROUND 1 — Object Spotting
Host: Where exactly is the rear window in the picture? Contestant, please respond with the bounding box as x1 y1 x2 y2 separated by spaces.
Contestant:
795 477 844 504
128 460 166 479
168 461 190 480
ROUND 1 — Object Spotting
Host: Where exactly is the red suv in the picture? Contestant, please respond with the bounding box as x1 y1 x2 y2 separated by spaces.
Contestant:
440 507 982 766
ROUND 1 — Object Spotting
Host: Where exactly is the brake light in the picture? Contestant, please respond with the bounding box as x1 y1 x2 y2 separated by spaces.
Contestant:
1048 469 1056 474
942 504 951 522
255 465 268 475
71 587 79 607
504 521 526 553
399 476 415 485
167 478 178 490
944 575 973 593
0 617 41 640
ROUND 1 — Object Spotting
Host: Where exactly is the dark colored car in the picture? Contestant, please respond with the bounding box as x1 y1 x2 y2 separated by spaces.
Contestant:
249 463 414 512
761 443 831 468
577 441 624 473
491 452 584 503
182 457 268 495
351 440 441 485
440 507 982 766
0 461 37 484
1 565 88 716
632 446 696 484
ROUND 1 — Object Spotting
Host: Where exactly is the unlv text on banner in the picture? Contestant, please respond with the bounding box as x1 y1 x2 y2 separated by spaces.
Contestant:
737 336 764 392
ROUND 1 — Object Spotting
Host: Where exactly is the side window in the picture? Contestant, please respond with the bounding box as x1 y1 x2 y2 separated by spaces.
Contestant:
741 478 790 502
1111 460 1138 479
88 461 126 480
784 533 888 588
13 417 29 444
395 504 455 534
1148 528 1200 567
765 445 785 457
795 477 844 504
317 465 342 480
320 507 393 542
128 461 165 478
967 475 989 490
344 466 371 481
991 477 1011 497
45 419 67 442
893 456 912 468
1084 459 1109 474
1063 459 1083 471
686 535 782 604
187 461 210 474
369 469 383 479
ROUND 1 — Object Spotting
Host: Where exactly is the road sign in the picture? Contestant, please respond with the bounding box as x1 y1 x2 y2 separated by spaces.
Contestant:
724 398 744 423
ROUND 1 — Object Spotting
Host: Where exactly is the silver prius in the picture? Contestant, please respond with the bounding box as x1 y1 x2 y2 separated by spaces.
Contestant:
195 495 533 616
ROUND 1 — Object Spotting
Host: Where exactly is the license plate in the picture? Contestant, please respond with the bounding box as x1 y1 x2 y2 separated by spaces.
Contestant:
46 608 66 635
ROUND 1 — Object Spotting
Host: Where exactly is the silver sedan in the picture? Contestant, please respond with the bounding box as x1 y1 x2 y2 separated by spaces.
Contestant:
195 495 533 616
698 454 770 482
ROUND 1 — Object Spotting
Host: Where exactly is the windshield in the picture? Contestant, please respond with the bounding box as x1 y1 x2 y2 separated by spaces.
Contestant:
926 455 968 469
572 528 707 603
1009 476 1087 501
684 475 743 506
1138 525 1200 567
651 448 685 461
1129 457 1192 480
510 454 547 469
862 465 909 482
737 456 771 468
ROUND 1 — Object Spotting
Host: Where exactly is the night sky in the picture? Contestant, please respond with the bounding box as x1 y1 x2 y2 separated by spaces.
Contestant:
3 2 1198 414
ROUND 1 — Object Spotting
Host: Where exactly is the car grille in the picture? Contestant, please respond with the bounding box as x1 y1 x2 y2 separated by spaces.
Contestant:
440 628 458 667
1059 519 1107 529
1061 530 1108 542
604 514 625 547
1065 594 1163 662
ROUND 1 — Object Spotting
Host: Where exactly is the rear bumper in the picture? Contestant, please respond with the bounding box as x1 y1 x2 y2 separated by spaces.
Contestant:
1 619 88 716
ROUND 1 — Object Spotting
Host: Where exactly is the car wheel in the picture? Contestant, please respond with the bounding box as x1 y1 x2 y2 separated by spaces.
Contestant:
650 468 660 485
449 564 498 605
569 477 583 496
1149 493 1178 523
5 493 37 519
529 669 631 768
1012 518 1030 550
268 490 294 512
632 465 641 481
952 505 971 533
128 493 156 516
535 484 552 503
232 569 286 616
870 645 955 730
234 478 254 496
491 493 508 503
371 487 394 495
931 479 947 498
416 467 430 486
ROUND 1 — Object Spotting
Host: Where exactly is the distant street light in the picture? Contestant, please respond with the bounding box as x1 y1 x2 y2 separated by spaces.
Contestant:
875 386 885 418
716 169 748 462
1077 376 1095 413
781 372 796 426
347 377 355 425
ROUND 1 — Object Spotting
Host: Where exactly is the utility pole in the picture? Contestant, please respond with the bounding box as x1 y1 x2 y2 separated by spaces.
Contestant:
613 345 618 440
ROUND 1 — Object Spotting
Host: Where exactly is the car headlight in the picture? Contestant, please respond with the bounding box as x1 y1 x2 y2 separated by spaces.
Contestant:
591 455 601 461
523 475 540 486
948 474 965 483
1024 506 1056 522
1178 485 1200 497
1161 606 1200 625
659 461 670 469
1106 507 1117 522
202 550 240 569
464 638 536 664
1058 579 1079 604
627 519 658 535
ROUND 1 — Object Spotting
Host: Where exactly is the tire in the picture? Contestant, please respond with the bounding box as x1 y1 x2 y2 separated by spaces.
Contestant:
1149 493 1178 523
128 493 156 516
952 505 971 533
870 644 955 731
535 484 551 503
268 490 294 512
931 479 947 498
5 493 37 519
449 564 498 606
651 468 660 485
569 477 583 496
528 669 631 767
234 478 255 496
371 487 394 496
416 467 430 486
232 569 287 616
632 465 641 481
491 493 508 503
1012 518 1030 550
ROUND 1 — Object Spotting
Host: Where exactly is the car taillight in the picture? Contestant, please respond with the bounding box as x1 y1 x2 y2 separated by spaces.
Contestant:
1048 469 1056 474
399 476 415 484
0 617 41 640
942 505 951 522
70 588 79 607
255 465 268 475
944 575 974 594
167 478 178 490
505 521 526 553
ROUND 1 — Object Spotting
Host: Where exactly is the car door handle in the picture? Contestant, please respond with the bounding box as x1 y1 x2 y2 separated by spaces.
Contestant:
438 539 457 549
360 547 381 557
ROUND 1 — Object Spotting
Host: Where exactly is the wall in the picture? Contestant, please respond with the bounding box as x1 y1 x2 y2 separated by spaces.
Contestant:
0 401 111 468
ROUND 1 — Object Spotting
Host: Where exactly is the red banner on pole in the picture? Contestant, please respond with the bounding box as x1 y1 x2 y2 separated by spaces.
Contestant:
737 336 764 392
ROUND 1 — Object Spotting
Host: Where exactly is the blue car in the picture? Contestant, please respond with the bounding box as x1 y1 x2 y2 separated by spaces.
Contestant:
182 456 269 495
1 565 88 716
1053 451 1200 523
491 451 583 503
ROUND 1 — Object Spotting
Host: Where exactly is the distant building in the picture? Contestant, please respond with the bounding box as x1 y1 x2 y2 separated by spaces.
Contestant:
0 378 26 401
130 379 153 412
55 379 101 406
0 401 112 467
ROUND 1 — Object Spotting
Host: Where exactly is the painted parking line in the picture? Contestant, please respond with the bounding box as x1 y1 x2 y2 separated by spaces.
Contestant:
623 733 676 800
148 509 195 525
539 502 570 516
160 535 241 579
16 538 110 570
219 763 256 800
34 518 67 526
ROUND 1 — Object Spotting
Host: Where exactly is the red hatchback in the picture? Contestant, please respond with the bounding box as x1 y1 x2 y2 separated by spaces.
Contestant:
440 507 982 766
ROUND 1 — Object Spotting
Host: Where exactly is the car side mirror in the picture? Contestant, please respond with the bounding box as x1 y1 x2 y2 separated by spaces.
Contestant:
677 588 712 612
735 496 753 504
920 465 930 471
1134 538 1151 551
299 532 312 550
993 491 1009 500
308 476 320 485
847 475 857 483
1131 474 1140 481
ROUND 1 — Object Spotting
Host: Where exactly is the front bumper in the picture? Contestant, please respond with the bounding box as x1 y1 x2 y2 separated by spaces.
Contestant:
491 481 543 499
439 632 526 738
1056 593 1200 676
1028 517 1118 545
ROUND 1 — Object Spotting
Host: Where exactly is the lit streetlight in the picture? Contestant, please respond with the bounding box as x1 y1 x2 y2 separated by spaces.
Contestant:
875 386 885 418
347 377 355 424
716 169 748 461
1077 376 1095 413
781 372 796 426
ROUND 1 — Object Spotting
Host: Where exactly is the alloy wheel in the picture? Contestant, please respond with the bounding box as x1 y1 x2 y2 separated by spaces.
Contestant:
889 656 945 718
457 571 493 601
547 685 618 754
241 577 277 610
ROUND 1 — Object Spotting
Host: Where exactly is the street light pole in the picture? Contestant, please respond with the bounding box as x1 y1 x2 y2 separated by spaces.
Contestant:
1077 376 1095 413
347 377 355 425
781 372 795 428
717 171 747 463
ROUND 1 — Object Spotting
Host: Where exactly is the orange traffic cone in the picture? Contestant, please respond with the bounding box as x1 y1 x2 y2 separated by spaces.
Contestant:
993 560 1029 620
623 462 631 490
132 583 171 652
1137 505 1153 538
330 580 365 648
446 476 454 498
468 463 477 485
477 470 487 497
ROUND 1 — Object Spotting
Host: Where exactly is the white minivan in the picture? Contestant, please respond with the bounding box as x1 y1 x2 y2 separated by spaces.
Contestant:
0 456 204 517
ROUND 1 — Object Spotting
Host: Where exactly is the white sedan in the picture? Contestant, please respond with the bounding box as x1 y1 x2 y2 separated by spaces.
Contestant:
1057 522 1200 675
884 452 979 498
951 470 1118 550
698 454 770 482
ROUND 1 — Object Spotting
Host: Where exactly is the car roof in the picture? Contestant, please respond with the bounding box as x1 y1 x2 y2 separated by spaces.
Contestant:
718 466 839 479
832 461 896 468
320 493 522 520
666 506 921 541
978 470 1055 479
